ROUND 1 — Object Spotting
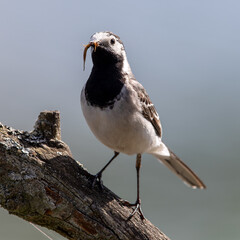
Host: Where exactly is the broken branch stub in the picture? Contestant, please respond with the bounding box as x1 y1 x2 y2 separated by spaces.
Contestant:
0 111 170 240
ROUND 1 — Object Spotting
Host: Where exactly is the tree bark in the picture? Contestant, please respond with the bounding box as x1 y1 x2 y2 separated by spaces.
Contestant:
0 111 170 240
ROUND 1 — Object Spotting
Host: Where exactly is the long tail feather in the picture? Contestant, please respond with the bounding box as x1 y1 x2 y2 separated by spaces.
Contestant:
152 145 206 189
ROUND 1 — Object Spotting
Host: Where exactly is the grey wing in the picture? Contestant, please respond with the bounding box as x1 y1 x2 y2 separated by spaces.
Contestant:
132 80 162 138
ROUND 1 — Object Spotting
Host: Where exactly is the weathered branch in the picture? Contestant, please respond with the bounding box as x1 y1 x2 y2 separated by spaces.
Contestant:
0 111 170 240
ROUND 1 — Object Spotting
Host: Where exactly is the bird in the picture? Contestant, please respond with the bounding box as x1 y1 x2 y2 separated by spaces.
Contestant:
81 31 206 220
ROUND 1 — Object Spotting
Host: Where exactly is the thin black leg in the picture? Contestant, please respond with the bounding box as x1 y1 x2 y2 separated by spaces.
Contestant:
123 154 145 220
92 151 119 189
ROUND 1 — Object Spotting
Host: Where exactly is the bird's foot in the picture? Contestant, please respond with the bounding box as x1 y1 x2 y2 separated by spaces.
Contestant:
122 199 145 221
91 172 103 190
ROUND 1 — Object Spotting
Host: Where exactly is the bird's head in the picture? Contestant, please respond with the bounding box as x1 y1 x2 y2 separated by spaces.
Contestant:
83 31 127 70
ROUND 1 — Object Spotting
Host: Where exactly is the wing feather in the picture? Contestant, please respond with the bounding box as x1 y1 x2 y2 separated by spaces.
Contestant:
132 80 162 137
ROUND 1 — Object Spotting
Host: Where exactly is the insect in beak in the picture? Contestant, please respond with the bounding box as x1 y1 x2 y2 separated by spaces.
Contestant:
83 42 98 70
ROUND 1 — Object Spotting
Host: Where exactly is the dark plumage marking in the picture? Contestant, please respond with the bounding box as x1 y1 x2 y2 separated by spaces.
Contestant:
85 33 125 109
85 65 125 109
132 82 162 137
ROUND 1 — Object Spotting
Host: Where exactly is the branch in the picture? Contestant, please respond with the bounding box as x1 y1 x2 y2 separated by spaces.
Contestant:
0 111 170 240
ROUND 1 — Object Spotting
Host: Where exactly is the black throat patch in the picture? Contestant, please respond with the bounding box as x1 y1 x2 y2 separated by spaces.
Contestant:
85 65 125 109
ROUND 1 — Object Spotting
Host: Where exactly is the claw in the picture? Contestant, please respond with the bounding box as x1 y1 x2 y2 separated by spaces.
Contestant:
122 199 145 220
91 172 103 190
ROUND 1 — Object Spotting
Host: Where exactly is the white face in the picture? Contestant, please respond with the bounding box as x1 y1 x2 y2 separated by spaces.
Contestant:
85 31 131 74
90 31 125 57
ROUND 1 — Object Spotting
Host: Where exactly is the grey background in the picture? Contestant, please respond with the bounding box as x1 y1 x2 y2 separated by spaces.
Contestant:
0 0 240 239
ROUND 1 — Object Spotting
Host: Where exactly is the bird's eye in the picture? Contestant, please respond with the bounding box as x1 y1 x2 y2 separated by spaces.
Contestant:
110 38 115 45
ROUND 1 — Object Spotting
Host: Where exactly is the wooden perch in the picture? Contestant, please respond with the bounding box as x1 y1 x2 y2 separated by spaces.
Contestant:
0 111 170 240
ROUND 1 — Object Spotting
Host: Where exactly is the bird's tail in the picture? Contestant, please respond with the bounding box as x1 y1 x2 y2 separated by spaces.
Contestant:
151 143 206 189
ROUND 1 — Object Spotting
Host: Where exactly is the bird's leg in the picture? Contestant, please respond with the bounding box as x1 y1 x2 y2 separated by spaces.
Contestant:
123 154 145 220
91 151 119 189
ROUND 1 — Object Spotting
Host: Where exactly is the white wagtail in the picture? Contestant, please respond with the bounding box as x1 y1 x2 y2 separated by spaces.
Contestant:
81 31 206 220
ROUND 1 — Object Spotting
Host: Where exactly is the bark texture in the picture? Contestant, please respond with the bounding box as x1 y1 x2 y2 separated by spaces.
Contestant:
0 111 170 240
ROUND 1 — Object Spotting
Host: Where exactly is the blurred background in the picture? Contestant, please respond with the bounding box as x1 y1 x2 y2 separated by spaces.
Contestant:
0 0 240 239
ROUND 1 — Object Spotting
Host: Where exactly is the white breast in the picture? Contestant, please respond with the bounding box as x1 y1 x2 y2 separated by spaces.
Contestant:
81 85 161 155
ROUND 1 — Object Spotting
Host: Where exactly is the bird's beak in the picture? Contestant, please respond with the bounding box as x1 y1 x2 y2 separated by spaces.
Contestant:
83 41 99 70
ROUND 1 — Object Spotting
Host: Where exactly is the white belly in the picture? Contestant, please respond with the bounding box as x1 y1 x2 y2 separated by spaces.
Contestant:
81 86 160 155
